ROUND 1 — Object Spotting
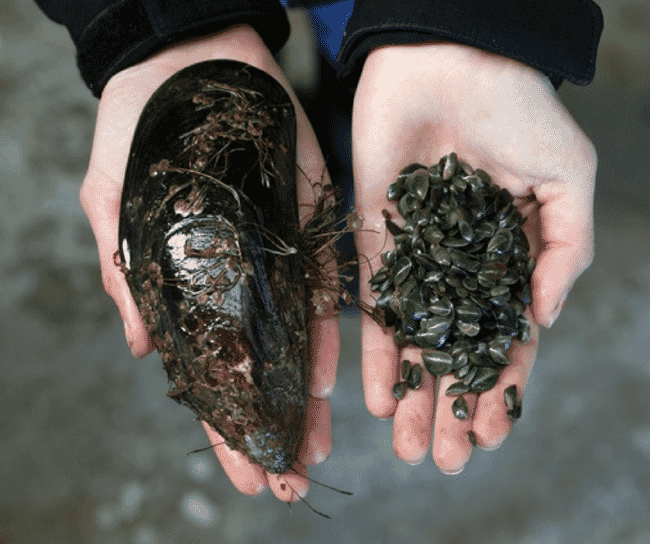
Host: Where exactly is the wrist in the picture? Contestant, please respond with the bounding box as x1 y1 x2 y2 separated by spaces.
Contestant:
359 41 553 115
363 41 550 88
150 24 276 71
106 24 280 93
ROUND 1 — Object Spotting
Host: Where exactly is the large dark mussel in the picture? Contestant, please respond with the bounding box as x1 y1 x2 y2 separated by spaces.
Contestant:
118 60 307 474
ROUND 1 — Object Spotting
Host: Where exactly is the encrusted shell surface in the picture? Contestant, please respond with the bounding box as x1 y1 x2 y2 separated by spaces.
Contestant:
118 60 307 474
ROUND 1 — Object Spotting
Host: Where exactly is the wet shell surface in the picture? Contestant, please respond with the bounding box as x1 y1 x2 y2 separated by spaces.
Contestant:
370 153 535 416
117 60 308 474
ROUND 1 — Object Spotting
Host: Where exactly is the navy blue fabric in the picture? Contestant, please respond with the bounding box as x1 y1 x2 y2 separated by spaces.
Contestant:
34 0 603 97
336 0 604 91
34 0 291 97
301 1 355 66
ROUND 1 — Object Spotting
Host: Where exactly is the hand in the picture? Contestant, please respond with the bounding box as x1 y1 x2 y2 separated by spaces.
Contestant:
80 24 337 501
352 42 596 471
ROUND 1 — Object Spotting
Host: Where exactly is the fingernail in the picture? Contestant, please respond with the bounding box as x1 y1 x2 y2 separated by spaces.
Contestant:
405 453 427 466
479 441 503 452
312 450 328 465
440 465 464 475
547 295 567 327
315 383 334 399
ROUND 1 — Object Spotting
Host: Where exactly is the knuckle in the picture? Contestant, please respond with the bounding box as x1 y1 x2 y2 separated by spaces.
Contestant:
585 137 598 165
577 232 596 274
79 178 93 216
578 135 598 178
585 238 596 269
100 267 118 300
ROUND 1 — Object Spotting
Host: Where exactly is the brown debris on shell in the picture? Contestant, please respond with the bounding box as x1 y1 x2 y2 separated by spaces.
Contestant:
117 60 362 481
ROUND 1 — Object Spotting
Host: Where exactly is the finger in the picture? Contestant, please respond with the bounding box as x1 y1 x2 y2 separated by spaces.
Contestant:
201 421 268 496
356 209 400 418
296 396 331 465
79 69 180 357
268 461 309 503
289 98 343 400
472 315 539 450
532 163 596 327
300 207 340 403
360 311 400 418
291 77 333 229
80 168 154 357
392 347 435 464
309 309 339 399
357 211 401 419
355 202 401 419
352 83 434 420
432 375 476 474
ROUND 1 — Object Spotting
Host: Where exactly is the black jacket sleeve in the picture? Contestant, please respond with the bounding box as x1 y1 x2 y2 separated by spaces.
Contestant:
34 0 603 97
33 0 290 98
336 0 604 90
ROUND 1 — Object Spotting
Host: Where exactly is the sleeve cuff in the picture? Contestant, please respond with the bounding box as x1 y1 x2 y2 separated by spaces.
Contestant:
336 0 603 91
75 0 289 97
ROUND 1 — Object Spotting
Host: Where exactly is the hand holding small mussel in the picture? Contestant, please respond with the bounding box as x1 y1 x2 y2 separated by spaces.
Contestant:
369 153 533 444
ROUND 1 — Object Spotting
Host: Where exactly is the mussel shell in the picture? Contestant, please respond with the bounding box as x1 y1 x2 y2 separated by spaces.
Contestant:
369 151 536 417
393 381 409 400
118 60 308 474
422 350 454 375
408 364 424 390
401 360 412 382
446 381 470 396
452 395 469 419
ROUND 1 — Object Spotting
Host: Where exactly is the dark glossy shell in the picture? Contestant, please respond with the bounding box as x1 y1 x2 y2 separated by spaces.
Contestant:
118 60 307 474
393 381 408 400
369 152 535 414
452 395 469 419
408 364 423 390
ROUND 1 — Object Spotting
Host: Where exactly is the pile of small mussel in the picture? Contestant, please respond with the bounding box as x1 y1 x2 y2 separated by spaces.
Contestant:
369 153 532 420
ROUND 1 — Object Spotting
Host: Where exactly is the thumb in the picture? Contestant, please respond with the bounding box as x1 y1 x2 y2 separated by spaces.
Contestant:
532 174 595 327
80 167 154 357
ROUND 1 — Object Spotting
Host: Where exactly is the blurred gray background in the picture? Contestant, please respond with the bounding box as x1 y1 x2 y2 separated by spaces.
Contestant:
1 0 649 542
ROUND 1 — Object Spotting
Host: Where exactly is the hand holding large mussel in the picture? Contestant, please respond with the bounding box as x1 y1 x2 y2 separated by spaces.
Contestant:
81 32 344 510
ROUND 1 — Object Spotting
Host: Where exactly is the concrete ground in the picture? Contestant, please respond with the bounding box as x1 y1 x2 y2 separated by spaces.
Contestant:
1 0 649 542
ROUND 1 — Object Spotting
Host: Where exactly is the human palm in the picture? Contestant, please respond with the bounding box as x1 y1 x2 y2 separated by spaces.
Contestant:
352 43 596 471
